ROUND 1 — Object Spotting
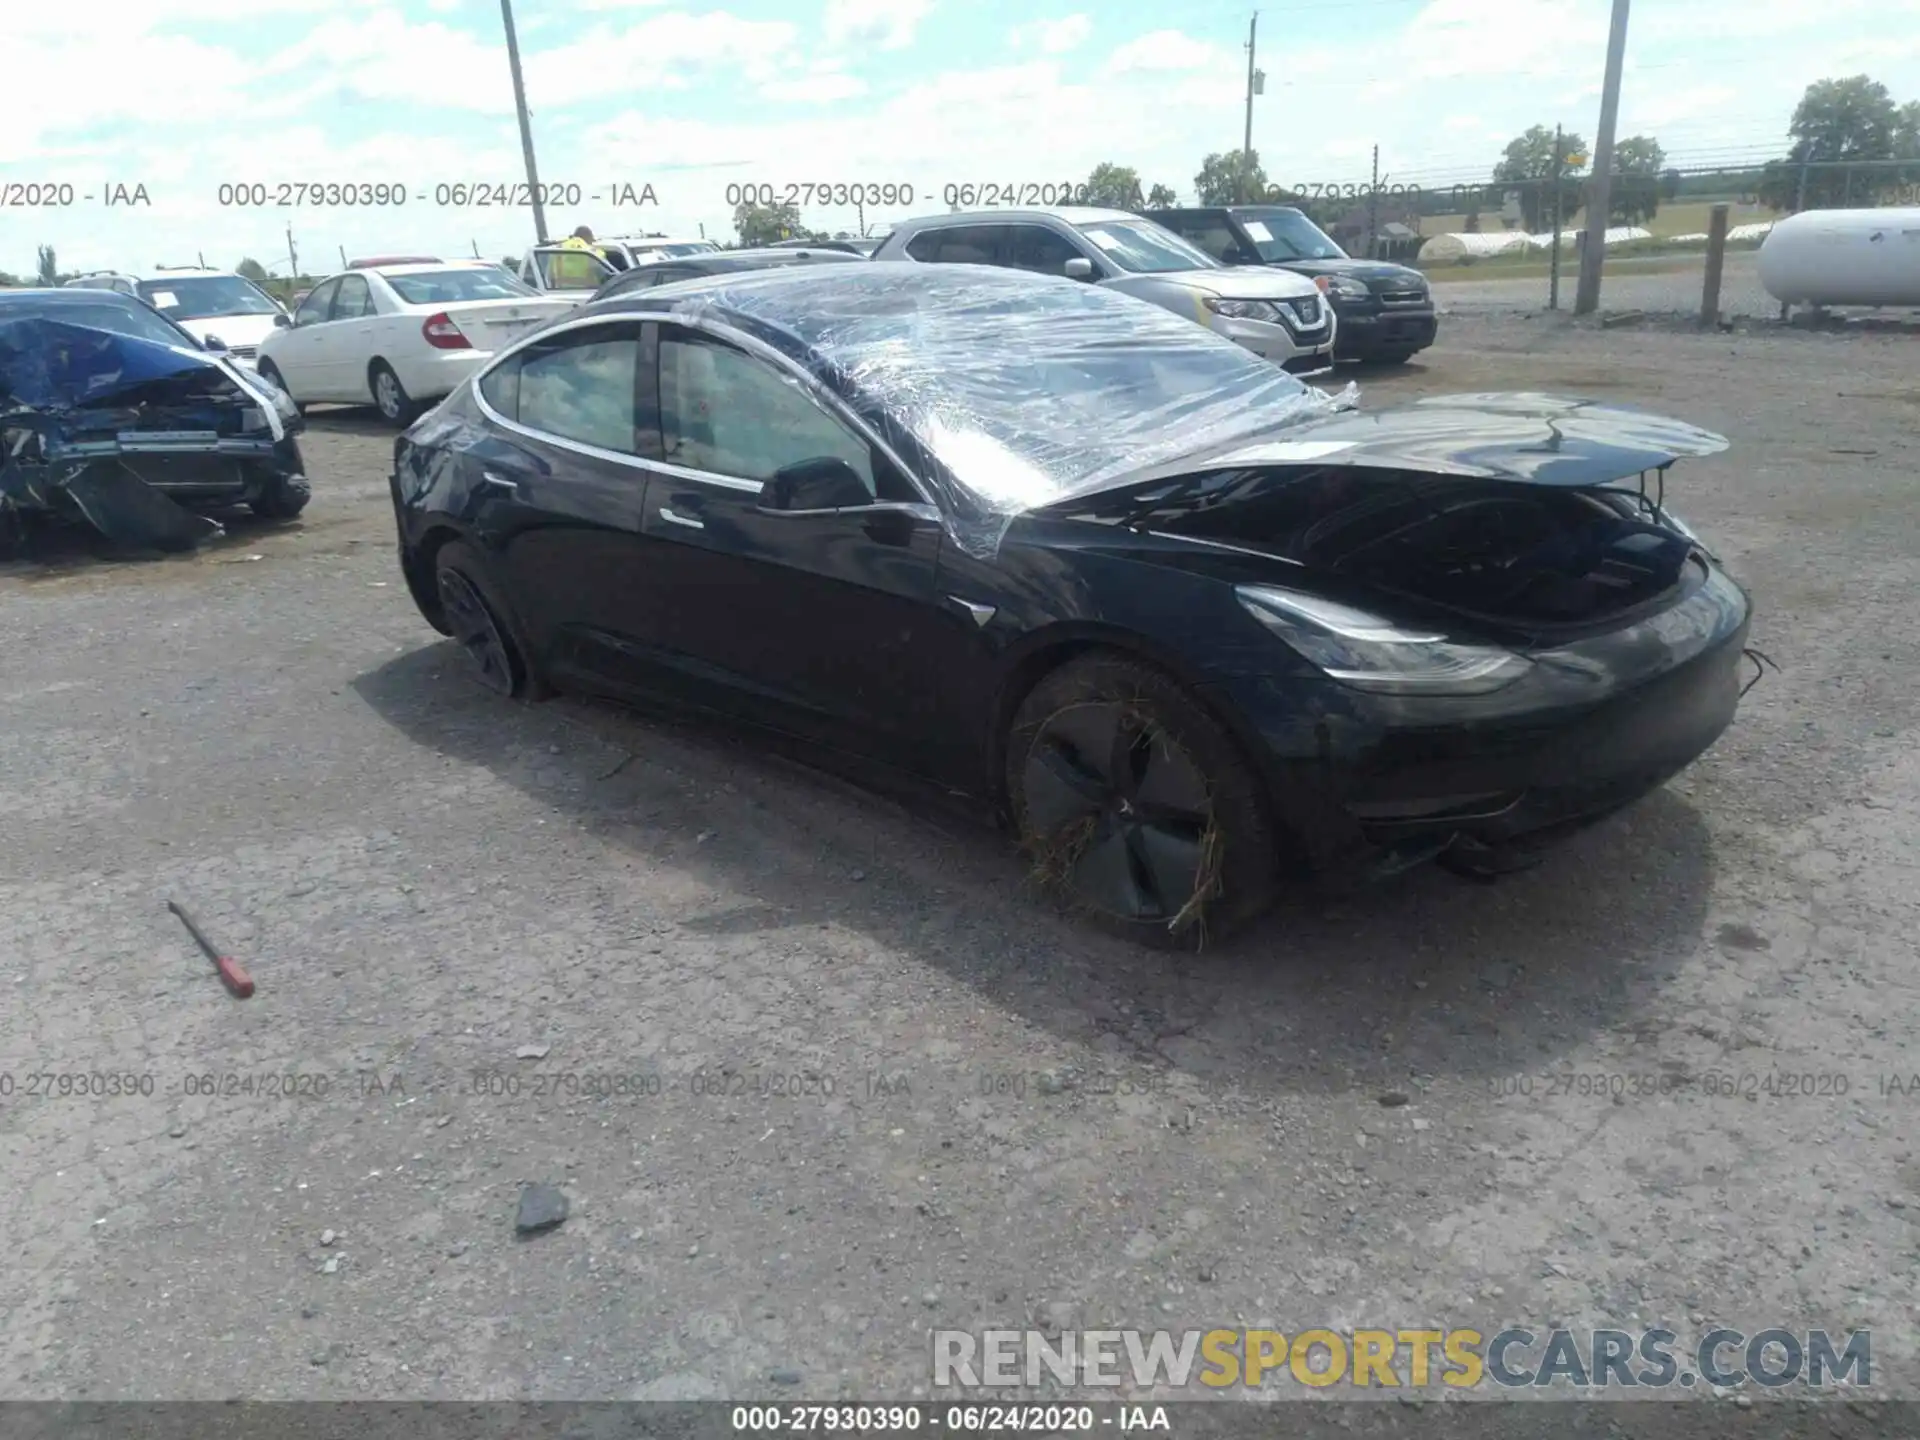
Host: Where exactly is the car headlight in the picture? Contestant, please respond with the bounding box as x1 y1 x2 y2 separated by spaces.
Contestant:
1315 275 1372 300
240 368 299 421
1203 296 1283 322
1235 584 1532 695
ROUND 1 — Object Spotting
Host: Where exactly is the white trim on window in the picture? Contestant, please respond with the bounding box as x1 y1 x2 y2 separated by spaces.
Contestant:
466 308 939 508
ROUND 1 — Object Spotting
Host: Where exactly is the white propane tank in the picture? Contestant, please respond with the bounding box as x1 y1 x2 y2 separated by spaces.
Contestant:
1758 207 1920 307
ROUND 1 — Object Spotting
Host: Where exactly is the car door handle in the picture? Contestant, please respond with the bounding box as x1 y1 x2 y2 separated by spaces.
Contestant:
658 506 704 530
479 470 519 495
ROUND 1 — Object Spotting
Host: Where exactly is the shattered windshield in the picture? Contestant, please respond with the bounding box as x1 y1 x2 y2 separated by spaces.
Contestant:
137 276 281 321
662 265 1346 557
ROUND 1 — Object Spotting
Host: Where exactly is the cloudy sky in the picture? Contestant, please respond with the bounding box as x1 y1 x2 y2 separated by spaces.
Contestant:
5 0 1919 278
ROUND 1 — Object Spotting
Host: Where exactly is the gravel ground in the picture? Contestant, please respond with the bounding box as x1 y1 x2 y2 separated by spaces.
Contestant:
3 315 1919 1417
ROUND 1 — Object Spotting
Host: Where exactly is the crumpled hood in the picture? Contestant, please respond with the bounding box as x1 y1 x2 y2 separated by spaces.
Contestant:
1196 393 1729 486
0 317 225 411
1 317 302 553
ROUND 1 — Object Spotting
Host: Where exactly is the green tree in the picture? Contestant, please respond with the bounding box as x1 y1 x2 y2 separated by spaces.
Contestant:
235 257 269 283
1608 135 1667 226
1492 124 1588 232
734 200 802 246
1083 162 1144 208
36 244 57 285
1145 182 1177 207
1760 75 1906 209
1194 149 1268 205
1897 99 1920 176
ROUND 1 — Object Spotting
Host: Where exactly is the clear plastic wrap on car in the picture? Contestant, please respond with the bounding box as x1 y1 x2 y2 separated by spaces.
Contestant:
659 264 1356 559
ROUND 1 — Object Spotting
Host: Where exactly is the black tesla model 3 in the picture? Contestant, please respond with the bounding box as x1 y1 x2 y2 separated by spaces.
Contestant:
388 263 1755 947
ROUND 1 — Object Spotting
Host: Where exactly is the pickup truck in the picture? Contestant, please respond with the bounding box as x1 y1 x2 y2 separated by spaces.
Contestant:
515 237 723 300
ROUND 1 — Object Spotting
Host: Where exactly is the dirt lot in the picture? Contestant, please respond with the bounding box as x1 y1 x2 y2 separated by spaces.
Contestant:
4 313 1919 1415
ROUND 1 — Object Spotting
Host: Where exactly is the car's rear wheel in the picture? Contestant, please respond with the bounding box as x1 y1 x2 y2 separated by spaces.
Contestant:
1005 652 1281 949
432 540 548 700
370 361 419 426
255 360 308 416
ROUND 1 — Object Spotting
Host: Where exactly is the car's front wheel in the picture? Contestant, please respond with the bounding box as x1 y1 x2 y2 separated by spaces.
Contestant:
249 471 311 519
432 540 548 700
369 360 419 426
1005 651 1281 949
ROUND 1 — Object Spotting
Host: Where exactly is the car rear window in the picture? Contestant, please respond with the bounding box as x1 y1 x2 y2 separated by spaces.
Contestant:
384 269 536 304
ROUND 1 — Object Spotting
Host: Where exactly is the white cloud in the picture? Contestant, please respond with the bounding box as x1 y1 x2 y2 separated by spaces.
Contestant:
822 0 932 51
1010 15 1092 55
10 0 1920 275
526 11 799 101
1105 29 1233 75
763 71 869 103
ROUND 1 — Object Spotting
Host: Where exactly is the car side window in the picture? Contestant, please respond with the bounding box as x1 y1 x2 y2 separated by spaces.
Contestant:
1176 219 1248 262
904 224 1007 265
478 356 521 422
295 279 340 326
331 275 373 320
657 327 909 501
512 324 645 455
1005 225 1085 276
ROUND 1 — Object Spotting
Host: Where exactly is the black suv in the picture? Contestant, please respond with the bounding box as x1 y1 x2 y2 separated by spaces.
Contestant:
1146 205 1436 365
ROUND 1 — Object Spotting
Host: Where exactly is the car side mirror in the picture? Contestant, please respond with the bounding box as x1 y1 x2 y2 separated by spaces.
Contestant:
1063 257 1095 280
273 312 291 328
760 457 872 512
202 334 229 352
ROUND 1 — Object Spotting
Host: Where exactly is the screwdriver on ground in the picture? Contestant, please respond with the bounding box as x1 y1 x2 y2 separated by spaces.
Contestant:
167 899 256 999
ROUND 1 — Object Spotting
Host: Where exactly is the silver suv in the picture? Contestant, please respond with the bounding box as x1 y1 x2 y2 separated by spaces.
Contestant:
870 208 1336 373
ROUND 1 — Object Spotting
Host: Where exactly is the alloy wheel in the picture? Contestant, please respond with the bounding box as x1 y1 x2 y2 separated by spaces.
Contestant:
437 568 515 696
1021 700 1214 922
375 370 404 421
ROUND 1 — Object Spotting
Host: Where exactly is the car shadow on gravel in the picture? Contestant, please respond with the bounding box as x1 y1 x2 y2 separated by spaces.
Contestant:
0 508 306 578
353 642 1719 1098
301 407 401 435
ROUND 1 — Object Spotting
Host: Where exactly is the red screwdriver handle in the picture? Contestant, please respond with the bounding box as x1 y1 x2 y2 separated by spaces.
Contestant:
213 953 256 999
167 900 256 1000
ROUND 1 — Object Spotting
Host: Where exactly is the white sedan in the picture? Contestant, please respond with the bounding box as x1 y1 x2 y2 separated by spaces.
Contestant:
255 261 574 424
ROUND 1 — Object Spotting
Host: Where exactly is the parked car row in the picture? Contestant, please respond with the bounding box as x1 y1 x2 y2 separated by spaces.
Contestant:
38 205 1433 441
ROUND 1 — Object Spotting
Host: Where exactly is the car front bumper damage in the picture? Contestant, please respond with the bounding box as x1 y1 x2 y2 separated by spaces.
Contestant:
1 317 307 553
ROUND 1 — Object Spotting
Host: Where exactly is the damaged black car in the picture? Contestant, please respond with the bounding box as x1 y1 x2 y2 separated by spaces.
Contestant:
0 288 309 555
390 265 1758 949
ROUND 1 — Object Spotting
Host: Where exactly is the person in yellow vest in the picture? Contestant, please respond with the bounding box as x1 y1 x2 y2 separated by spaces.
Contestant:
548 226 608 289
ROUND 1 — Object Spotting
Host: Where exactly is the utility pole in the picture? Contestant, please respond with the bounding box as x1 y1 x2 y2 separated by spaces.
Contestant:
1366 146 1380 258
1240 13 1260 203
500 0 549 244
1574 0 1630 314
1548 124 1565 310
285 223 298 280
